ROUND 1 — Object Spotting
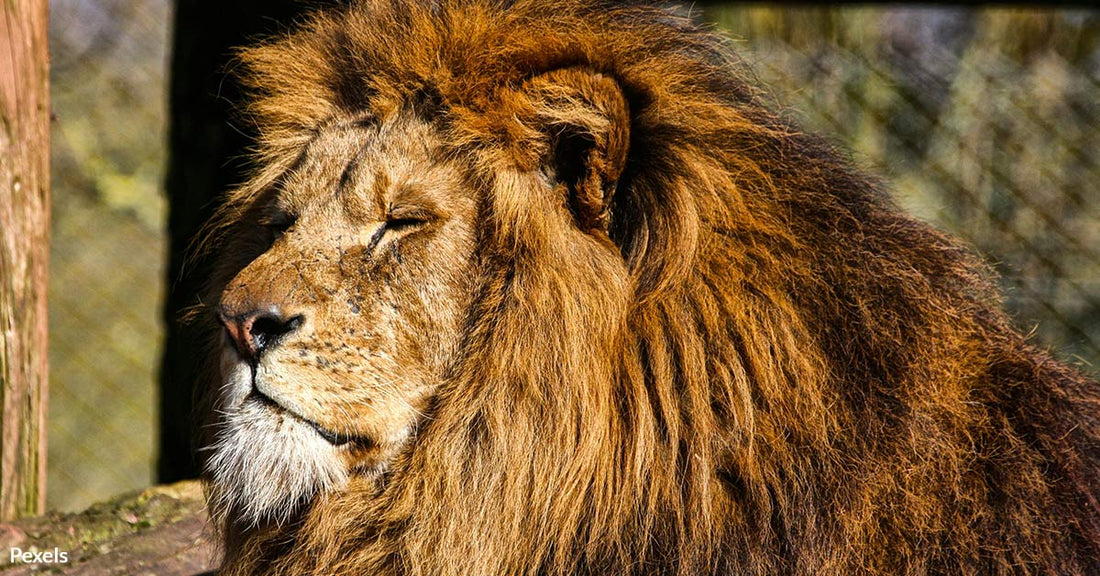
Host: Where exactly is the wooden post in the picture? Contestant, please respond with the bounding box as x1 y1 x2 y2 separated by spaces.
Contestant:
0 0 50 520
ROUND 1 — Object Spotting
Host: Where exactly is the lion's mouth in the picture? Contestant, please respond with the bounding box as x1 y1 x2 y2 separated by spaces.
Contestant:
247 388 373 448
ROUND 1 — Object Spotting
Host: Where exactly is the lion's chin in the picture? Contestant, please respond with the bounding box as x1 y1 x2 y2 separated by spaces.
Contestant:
205 397 350 527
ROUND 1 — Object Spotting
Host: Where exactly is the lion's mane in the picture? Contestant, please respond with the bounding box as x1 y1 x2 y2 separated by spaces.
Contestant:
205 1 1100 574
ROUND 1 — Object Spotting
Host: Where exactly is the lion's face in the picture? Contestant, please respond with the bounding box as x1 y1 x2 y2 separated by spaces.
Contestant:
207 114 480 524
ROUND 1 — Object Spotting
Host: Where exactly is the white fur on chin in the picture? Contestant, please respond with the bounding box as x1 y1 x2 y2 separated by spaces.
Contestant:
206 356 348 527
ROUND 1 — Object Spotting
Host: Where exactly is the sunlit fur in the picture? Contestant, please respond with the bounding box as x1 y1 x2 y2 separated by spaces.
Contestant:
205 349 349 526
198 1 1100 575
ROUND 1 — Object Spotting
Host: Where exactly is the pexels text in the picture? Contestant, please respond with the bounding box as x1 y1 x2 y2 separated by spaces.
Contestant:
9 547 69 565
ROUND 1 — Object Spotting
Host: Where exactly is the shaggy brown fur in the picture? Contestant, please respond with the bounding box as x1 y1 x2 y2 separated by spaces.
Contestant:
198 1 1100 574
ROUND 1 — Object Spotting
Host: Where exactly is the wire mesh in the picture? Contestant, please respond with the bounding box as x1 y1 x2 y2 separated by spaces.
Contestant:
707 6 1100 373
48 0 170 512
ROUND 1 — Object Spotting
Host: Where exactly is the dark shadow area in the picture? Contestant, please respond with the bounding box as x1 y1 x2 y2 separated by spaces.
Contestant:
159 0 311 482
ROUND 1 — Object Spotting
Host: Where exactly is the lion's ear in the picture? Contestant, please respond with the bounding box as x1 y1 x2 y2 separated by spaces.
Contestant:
526 68 630 235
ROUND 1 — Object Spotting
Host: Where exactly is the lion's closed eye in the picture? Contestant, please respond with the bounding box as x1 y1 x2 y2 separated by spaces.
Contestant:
364 209 434 254
385 209 433 234
259 210 297 242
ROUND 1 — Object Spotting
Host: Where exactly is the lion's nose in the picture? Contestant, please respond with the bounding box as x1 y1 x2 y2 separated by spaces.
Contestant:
216 307 303 362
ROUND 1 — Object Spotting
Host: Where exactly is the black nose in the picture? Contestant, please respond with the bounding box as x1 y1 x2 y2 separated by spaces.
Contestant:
216 307 303 362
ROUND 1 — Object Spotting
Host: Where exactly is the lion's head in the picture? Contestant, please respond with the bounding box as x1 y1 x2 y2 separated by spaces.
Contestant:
205 113 483 523
199 1 1100 575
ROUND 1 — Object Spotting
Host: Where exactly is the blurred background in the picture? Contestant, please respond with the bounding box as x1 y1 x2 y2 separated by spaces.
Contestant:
49 0 170 513
46 2 1099 513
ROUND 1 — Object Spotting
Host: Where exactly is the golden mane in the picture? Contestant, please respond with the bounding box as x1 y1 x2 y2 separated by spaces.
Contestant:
204 1 1100 574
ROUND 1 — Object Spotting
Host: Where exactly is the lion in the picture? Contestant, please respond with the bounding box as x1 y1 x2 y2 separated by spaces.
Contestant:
196 1 1100 575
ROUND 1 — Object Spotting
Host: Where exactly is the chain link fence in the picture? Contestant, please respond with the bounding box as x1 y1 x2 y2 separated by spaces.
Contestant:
44 4 1099 512
706 6 1100 373
49 0 170 512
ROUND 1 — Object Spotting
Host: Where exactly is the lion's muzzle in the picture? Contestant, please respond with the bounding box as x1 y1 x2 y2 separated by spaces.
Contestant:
216 305 304 363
